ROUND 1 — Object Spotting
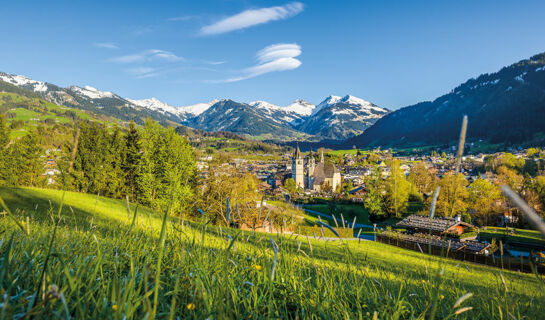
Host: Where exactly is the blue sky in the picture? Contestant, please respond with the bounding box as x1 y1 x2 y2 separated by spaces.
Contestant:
1 0 545 109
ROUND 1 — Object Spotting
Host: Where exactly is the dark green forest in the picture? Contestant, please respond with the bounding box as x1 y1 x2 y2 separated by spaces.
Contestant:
0 115 198 215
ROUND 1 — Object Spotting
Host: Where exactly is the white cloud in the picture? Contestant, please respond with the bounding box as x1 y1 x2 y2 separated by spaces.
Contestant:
110 49 184 64
256 43 302 64
218 43 302 83
93 42 119 49
200 2 304 35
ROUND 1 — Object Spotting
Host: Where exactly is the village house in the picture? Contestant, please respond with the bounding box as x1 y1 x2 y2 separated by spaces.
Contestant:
396 214 477 240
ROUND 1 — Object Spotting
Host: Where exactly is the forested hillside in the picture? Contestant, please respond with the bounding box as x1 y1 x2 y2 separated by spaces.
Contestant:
347 52 545 148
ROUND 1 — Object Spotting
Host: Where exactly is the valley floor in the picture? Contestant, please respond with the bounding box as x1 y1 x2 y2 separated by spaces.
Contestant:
0 187 543 319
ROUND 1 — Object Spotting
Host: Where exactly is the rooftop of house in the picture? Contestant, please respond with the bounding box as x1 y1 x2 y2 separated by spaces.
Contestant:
396 214 474 233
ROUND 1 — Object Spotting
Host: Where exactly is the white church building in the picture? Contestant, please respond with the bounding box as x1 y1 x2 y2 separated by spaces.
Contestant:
291 144 341 192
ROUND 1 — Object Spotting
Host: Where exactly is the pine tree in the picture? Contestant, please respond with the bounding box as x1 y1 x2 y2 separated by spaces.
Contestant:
0 114 9 149
0 114 11 185
5 131 44 187
137 119 197 214
124 121 141 201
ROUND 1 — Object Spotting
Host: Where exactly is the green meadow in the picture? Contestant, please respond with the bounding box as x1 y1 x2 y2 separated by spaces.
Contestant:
0 187 544 319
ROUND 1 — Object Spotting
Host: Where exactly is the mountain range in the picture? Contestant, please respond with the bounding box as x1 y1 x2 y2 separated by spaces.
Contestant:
2 51 545 148
0 71 388 140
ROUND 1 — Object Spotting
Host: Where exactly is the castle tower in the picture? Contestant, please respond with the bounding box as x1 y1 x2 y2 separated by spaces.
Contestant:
306 150 315 189
292 143 304 189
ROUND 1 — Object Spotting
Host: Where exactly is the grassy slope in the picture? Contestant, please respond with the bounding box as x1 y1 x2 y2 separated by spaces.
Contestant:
0 187 543 319
305 203 371 225
0 92 115 138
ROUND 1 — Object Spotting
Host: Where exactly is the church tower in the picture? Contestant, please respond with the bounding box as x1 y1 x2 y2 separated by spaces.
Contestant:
306 150 315 189
292 143 304 189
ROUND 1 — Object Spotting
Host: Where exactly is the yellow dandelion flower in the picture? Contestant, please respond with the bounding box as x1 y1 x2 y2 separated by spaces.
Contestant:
253 265 262 271
112 304 118 311
187 303 196 310
421 279 426 284
440 295 445 300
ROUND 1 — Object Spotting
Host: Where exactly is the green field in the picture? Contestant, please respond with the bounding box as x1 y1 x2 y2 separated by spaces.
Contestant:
305 203 371 225
479 227 545 246
1 92 113 138
0 187 544 319
326 149 369 156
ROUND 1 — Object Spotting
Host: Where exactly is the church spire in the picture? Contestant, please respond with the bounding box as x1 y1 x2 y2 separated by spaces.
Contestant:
294 142 301 159
320 149 324 163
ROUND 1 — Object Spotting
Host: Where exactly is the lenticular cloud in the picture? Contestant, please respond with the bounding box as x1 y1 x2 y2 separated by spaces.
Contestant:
223 43 302 82
257 43 302 64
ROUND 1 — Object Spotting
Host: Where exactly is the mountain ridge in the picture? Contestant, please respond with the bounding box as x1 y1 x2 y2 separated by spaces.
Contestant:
0 71 384 141
346 52 545 148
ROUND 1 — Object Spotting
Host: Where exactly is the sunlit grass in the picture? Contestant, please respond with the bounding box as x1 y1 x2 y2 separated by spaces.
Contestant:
0 187 543 319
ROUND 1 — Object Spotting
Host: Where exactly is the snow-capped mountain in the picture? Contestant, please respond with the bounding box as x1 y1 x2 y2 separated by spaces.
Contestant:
284 99 315 116
0 71 186 124
128 98 219 120
178 100 219 117
0 71 389 141
297 95 389 139
313 95 341 115
0 72 50 92
128 97 180 115
248 99 315 126
70 85 115 100
185 99 309 140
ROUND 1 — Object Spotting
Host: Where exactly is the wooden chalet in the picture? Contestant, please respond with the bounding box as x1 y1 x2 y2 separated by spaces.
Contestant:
396 214 475 237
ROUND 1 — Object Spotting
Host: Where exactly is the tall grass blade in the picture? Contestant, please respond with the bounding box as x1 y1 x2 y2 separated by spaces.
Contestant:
226 231 241 252
226 197 230 224
27 216 60 317
316 220 340 239
152 199 172 317
429 186 441 219
455 115 468 173
270 237 278 281
502 185 545 236
0 196 27 235
453 292 473 309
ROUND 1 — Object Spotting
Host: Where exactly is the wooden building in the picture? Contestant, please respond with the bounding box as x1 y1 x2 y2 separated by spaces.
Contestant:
396 214 475 237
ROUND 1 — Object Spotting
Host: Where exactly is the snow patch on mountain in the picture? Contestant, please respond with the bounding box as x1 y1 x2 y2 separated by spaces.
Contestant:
284 99 315 116
314 95 341 115
179 100 219 116
128 97 180 115
0 73 48 92
70 85 115 99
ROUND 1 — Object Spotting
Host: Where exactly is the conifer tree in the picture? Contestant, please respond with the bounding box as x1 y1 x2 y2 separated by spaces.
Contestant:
138 119 197 214
124 121 141 201
0 114 11 185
